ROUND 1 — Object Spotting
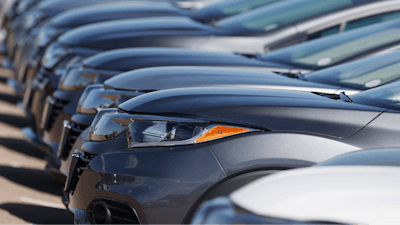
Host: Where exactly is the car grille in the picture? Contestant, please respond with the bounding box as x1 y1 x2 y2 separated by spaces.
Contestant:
88 199 141 224
76 151 94 178
47 97 70 130
65 122 88 158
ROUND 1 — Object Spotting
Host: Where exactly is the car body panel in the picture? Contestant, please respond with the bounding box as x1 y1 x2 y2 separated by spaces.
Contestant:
118 87 383 138
103 66 339 92
58 17 223 50
230 166 400 224
69 143 226 224
209 132 360 176
317 148 400 167
82 48 293 71
51 2 190 29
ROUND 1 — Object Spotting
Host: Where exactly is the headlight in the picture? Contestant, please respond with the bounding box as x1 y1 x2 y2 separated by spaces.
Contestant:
23 9 45 30
77 85 142 114
88 109 257 147
35 24 60 48
59 67 121 91
42 42 69 69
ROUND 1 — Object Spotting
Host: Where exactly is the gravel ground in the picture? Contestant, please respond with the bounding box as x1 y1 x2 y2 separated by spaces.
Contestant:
0 73 74 224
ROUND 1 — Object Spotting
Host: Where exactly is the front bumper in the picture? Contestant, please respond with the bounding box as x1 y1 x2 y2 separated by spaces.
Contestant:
21 68 60 140
67 143 226 224
41 90 83 163
59 114 94 177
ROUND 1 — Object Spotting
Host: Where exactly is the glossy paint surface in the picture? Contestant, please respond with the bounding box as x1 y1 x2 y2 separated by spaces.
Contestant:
69 143 226 224
119 87 384 137
103 66 339 91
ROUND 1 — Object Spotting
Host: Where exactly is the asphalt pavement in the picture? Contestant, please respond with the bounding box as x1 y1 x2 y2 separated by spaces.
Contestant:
0 73 74 224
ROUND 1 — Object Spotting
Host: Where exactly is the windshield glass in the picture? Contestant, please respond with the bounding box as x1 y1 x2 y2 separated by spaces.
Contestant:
262 18 400 70
195 0 281 19
352 81 400 110
306 50 400 90
215 0 367 34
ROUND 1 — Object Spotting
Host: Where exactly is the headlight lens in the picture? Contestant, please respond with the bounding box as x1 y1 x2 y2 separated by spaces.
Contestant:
59 67 120 91
24 9 45 30
42 42 69 69
77 85 142 114
88 109 257 147
35 24 60 48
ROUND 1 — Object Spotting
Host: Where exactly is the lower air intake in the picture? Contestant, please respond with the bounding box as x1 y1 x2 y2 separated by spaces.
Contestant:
88 199 141 224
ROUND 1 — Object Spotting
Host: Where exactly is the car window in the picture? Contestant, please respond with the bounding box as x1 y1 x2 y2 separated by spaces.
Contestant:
261 18 400 70
307 25 340 41
215 0 367 34
195 0 282 17
344 10 400 31
305 50 400 90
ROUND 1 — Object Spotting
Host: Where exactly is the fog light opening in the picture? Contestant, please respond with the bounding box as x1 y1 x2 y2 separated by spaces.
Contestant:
92 201 112 224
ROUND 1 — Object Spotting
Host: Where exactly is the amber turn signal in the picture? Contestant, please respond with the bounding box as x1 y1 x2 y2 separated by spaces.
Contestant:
195 126 250 143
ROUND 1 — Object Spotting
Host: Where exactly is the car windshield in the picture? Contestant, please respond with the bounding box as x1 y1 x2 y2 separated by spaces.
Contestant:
305 50 400 90
214 0 367 34
352 81 400 110
194 0 282 18
261 18 400 70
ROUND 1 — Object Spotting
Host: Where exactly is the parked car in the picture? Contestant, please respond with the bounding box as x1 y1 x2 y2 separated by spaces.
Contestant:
192 148 400 224
194 166 400 224
49 64 357 180
65 80 400 223
10 0 281 95
38 16 400 174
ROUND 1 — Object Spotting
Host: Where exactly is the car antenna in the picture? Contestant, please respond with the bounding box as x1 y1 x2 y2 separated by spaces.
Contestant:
340 92 353 103
297 72 307 81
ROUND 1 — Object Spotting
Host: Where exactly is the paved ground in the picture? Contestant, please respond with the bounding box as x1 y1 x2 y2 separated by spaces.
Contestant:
0 73 74 224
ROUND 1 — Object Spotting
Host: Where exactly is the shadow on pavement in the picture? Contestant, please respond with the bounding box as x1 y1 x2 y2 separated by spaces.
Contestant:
0 77 7 83
0 137 45 159
0 203 73 224
0 166 65 196
0 92 21 104
0 113 31 128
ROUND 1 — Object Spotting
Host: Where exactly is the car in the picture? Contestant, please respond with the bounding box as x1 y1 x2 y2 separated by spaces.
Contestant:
64 80 400 223
192 148 400 224
193 166 400 224
49 65 354 180
24 14 400 157
10 0 281 95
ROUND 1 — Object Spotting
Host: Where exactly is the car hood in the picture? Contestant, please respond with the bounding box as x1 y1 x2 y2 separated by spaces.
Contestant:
37 0 138 13
51 2 189 28
119 87 384 138
230 166 400 224
82 48 291 71
58 17 220 49
104 66 340 92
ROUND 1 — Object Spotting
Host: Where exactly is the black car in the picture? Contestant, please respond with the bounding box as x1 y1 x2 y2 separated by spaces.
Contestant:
52 65 351 180
65 81 400 224
192 148 400 224
10 0 281 94
40 16 400 175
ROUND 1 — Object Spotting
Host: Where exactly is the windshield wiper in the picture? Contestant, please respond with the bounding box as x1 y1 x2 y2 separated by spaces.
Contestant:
340 92 353 103
296 72 307 81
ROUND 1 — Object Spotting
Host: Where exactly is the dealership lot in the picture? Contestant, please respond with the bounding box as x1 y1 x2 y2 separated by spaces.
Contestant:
0 75 72 224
